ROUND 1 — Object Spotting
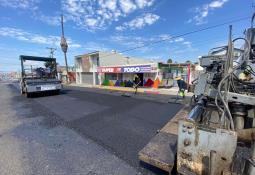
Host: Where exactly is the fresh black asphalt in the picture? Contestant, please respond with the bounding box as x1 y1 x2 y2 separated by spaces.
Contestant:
6 83 183 174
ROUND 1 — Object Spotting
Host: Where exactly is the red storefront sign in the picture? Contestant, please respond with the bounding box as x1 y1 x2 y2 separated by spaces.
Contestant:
97 67 122 73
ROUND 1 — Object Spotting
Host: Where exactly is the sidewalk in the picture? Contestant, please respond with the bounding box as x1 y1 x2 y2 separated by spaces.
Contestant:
67 83 193 104
69 83 193 96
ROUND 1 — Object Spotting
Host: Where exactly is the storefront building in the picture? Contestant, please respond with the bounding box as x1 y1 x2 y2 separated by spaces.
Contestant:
75 51 156 85
157 62 205 88
75 51 201 88
97 63 159 86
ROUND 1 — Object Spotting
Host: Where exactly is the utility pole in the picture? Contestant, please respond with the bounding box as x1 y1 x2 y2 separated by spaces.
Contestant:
60 14 69 83
252 2 255 27
46 47 57 58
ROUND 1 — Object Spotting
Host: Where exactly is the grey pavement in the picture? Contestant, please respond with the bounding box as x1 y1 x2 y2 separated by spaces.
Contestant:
64 85 190 104
0 82 183 175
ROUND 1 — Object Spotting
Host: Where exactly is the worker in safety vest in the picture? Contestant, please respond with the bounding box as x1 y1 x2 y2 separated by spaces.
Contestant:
133 74 141 94
175 76 187 98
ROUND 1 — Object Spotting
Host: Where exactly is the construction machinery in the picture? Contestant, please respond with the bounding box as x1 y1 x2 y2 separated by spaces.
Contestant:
20 55 62 97
139 15 255 175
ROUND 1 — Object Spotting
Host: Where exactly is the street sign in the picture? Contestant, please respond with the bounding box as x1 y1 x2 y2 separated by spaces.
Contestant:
97 65 152 73
122 65 151 73
97 67 122 73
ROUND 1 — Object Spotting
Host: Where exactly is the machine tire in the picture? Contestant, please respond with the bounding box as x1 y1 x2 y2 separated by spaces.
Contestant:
26 92 32 98
20 88 25 94
55 90 60 95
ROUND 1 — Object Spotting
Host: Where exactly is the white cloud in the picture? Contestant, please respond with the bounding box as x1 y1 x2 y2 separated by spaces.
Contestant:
158 34 172 40
175 37 184 42
108 34 195 58
85 18 99 28
0 27 81 48
83 42 110 52
183 41 191 45
116 13 159 31
188 0 229 25
109 34 192 52
36 14 61 26
209 0 228 8
61 0 155 31
1 0 156 31
99 0 118 11
183 41 192 48
110 35 146 47
119 0 137 13
0 0 61 27
0 0 39 10
135 0 154 8
0 0 61 26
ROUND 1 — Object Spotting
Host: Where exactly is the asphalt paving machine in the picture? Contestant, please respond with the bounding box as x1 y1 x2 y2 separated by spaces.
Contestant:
176 24 255 174
139 15 255 175
20 55 62 97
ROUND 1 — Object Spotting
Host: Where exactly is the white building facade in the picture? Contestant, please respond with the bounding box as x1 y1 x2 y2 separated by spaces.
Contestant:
75 51 158 86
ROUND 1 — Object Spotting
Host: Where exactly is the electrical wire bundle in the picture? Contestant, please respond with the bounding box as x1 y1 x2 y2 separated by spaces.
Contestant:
216 37 252 130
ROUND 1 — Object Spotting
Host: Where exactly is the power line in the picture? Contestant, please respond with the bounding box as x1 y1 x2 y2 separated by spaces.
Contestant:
100 16 250 58
46 47 57 58
0 36 242 66
113 37 236 61
163 35 236 50
0 37 237 66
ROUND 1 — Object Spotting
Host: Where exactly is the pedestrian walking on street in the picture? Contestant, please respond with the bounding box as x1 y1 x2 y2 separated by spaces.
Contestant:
133 74 141 94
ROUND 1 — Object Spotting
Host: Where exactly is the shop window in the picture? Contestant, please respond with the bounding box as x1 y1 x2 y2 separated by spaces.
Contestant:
105 73 117 80
163 72 173 79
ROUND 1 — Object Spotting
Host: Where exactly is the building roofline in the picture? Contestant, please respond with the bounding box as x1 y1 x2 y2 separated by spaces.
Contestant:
159 63 193 67
75 51 100 58
74 51 160 65
97 62 157 68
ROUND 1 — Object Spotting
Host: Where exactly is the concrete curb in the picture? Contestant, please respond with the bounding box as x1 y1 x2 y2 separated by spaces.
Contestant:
67 83 193 97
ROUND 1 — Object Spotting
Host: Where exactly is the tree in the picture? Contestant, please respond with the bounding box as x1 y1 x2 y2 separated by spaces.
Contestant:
167 58 173 63
185 60 191 64
44 61 57 75
44 61 55 70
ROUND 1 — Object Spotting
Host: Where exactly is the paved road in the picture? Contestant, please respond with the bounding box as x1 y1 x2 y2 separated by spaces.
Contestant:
0 82 182 175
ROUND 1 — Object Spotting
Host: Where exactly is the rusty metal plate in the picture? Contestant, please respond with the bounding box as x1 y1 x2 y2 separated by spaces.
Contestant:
177 120 237 175
138 132 177 173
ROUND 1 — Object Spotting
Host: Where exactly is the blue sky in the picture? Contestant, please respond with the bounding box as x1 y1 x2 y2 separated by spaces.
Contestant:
0 0 253 72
